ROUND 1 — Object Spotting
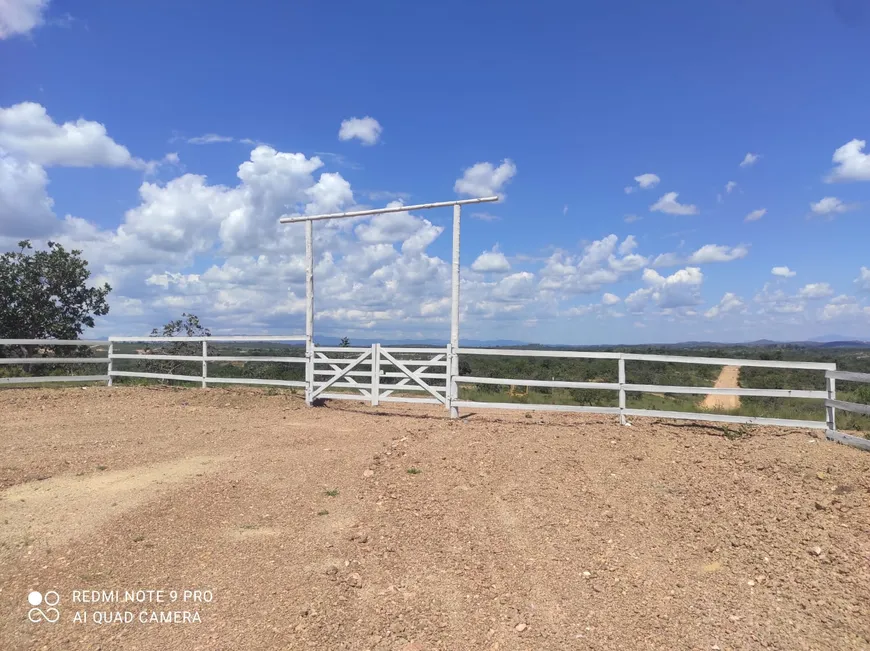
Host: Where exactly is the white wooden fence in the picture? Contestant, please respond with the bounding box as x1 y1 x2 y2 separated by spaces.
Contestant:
1 338 869 451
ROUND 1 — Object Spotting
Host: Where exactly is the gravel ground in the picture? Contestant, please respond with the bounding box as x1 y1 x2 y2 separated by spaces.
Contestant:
1 386 869 651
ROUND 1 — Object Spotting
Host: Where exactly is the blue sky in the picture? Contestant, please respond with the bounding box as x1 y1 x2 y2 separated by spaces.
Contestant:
2 0 870 344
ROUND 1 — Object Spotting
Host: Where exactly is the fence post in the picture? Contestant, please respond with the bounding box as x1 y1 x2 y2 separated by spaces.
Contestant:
446 344 458 416
618 354 627 426
825 374 836 432
371 343 380 407
201 340 208 389
107 342 113 387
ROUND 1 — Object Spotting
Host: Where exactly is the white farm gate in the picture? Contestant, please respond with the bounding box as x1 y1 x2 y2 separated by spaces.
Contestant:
310 345 448 407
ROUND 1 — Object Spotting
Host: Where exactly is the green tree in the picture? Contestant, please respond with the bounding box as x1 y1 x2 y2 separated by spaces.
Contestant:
339 337 351 347
0 241 110 368
143 313 210 380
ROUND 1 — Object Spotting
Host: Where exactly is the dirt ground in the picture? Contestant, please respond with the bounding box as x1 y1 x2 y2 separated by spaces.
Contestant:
1 387 869 651
700 366 741 411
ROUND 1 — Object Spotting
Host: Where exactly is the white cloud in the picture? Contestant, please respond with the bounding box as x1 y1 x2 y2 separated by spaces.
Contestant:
819 296 870 322
625 266 704 312
471 247 511 273
826 139 870 182
797 282 834 300
687 244 748 264
539 235 647 295
704 292 744 318
740 153 759 168
626 173 659 193
650 192 699 216
754 283 806 315
0 102 147 168
187 134 235 145
854 267 870 291
810 196 853 215
0 0 48 39
772 266 796 278
650 252 682 268
744 208 766 222
454 159 517 199
338 116 382 146
0 150 56 237
624 214 641 223
601 292 621 305
652 244 748 268
618 235 637 255
725 181 737 193
635 173 660 189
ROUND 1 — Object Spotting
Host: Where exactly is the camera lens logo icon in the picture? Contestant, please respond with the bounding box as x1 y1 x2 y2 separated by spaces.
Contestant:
28 591 60 623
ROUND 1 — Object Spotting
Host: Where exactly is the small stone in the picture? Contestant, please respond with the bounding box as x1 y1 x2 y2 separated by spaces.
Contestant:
363 469 374 478
582 571 591 578
348 572 363 588
325 566 338 576
814 501 828 511
515 623 527 632
811 546 823 556
728 615 741 622
747 580 756 587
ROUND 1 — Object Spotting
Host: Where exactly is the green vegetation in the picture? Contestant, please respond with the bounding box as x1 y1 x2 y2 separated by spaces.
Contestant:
325 489 339 497
407 467 421 475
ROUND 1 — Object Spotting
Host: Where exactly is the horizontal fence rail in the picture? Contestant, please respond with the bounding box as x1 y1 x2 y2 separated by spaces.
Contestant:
823 370 870 451
0 339 109 385
451 347 867 452
2 338 868 452
105 335 307 388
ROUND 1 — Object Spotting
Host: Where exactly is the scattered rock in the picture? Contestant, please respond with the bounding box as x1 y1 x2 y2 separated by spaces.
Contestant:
347 572 363 588
515 623 527 632
363 469 374 478
811 546 823 557
325 566 338 576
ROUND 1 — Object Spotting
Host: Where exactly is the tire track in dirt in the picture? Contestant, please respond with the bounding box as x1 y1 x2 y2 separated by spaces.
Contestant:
700 365 741 411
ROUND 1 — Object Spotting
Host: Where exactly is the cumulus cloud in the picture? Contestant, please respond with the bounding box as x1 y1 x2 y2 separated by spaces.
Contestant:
601 292 621 305
625 267 704 312
539 235 647 295
687 244 748 264
854 267 870 291
454 159 516 198
0 102 148 168
826 139 870 182
810 196 854 216
0 151 56 237
797 282 834 300
772 266 796 278
650 192 699 216
652 244 748 268
0 0 48 39
625 173 660 193
744 208 766 222
338 116 382 145
740 153 759 167
704 292 744 318
725 181 737 193
471 246 511 273
818 296 870 322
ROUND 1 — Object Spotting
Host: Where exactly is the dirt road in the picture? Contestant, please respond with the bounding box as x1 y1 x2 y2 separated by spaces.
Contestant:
701 365 741 411
1 386 869 650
